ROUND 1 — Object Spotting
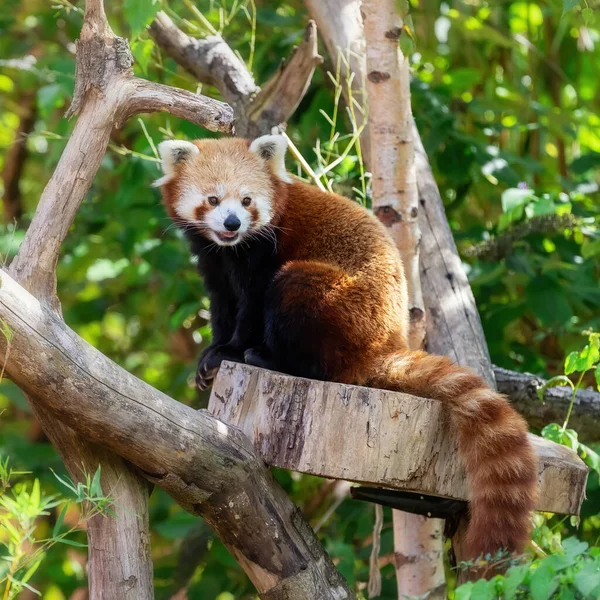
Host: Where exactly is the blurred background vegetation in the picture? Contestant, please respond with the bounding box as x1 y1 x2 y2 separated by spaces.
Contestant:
0 0 599 598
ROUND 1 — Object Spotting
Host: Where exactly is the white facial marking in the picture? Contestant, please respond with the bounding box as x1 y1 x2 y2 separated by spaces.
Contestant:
253 195 272 227
175 187 204 222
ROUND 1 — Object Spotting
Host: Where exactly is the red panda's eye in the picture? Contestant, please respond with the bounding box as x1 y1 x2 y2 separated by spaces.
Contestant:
207 196 219 206
242 197 252 207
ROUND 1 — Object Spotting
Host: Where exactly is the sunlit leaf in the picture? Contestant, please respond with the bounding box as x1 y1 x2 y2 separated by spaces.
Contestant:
124 0 160 36
53 504 69 538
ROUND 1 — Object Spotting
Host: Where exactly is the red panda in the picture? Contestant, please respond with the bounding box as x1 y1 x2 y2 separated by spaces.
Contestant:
155 134 539 561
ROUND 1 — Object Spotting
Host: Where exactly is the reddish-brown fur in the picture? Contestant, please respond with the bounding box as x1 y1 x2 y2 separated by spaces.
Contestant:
161 138 539 560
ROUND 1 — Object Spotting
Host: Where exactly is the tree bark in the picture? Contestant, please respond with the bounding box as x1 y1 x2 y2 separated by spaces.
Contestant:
362 1 439 596
362 0 425 350
5 1 230 599
208 362 585 517
150 12 322 137
494 365 600 442
0 270 356 600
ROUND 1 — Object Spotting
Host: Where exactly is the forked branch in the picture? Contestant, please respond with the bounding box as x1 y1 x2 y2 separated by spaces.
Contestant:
150 11 321 136
4 0 352 597
0 269 356 600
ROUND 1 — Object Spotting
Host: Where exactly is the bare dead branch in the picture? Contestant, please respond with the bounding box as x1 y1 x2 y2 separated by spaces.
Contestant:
125 78 234 129
494 365 600 442
246 20 323 133
0 270 356 600
412 121 497 388
149 12 321 136
10 31 232 312
149 11 258 112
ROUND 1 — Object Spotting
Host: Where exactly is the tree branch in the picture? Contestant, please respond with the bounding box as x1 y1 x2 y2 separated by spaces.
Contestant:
6 3 230 598
494 365 600 442
413 122 496 387
0 269 356 600
462 214 578 261
125 78 234 129
149 12 320 136
149 11 257 112
246 20 322 133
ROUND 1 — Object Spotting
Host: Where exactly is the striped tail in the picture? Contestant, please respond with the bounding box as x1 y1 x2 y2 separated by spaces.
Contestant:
365 350 539 558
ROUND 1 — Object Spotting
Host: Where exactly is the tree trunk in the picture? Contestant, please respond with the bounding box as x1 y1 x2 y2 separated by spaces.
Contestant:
0 1 355 598
0 271 357 600
362 1 442 596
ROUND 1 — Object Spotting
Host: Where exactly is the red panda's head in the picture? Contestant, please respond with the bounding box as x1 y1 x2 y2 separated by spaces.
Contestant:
154 135 290 246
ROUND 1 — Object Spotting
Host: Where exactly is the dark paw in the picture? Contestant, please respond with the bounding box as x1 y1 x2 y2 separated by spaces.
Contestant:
196 345 244 390
244 347 279 371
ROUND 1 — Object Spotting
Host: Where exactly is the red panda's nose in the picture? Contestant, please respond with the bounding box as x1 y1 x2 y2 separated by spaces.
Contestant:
224 214 241 231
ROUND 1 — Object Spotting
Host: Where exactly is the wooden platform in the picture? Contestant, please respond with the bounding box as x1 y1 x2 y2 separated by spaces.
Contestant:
209 361 588 516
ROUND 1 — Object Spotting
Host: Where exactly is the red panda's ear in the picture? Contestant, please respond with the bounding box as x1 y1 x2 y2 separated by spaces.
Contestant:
152 140 199 187
249 135 291 182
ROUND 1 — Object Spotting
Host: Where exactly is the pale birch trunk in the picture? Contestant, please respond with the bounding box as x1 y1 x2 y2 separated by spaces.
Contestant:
362 1 444 597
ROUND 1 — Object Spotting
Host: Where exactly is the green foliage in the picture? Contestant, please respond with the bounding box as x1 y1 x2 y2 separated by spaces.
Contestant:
0 0 599 597
536 332 600 480
0 459 111 598
455 538 600 599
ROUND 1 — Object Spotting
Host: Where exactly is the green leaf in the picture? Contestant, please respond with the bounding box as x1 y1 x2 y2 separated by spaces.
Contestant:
542 423 563 444
563 537 589 559
530 564 558 600
124 0 160 36
503 564 529 600
570 151 600 174
582 7 595 25
562 0 580 16
574 560 600 596
470 578 496 600
399 25 416 56
527 197 557 218
31 478 40 508
526 277 573 327
501 188 535 213
564 351 580 375
582 238 600 260
20 556 43 586
90 466 103 498
131 39 154 75
558 586 576 600
579 443 600 474
51 469 78 495
455 581 473 600
569 340 600 374
395 0 410 17
53 504 69 538
56 537 88 548
595 363 600 391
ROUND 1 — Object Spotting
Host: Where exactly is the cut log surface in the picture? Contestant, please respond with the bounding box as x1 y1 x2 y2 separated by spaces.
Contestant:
209 362 588 516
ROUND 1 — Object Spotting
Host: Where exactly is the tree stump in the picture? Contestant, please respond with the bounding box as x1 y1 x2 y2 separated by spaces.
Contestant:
209 362 588 517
